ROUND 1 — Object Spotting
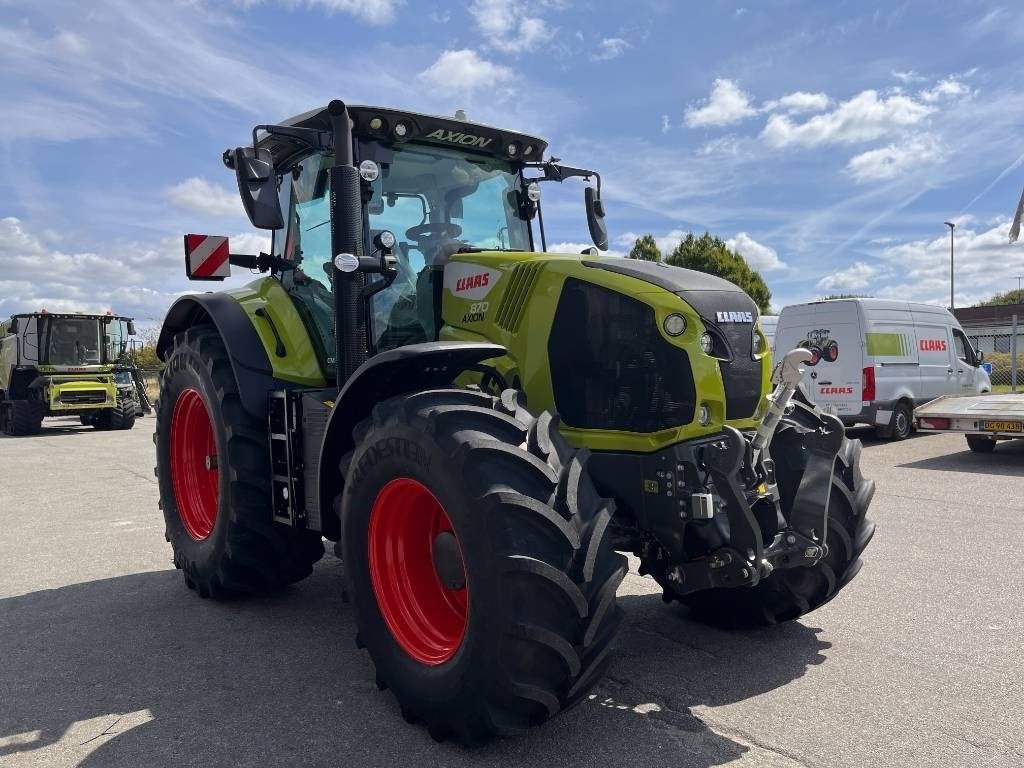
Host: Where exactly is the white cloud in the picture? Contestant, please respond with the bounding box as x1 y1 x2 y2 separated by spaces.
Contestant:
869 220 1024 305
892 70 925 84
761 89 934 148
0 217 268 322
846 135 946 182
469 0 553 53
547 241 624 258
248 0 403 24
591 37 629 61
166 178 241 217
763 91 830 114
615 229 689 256
684 79 757 128
919 77 971 103
725 232 785 271
816 261 879 291
661 114 670 133
417 49 514 94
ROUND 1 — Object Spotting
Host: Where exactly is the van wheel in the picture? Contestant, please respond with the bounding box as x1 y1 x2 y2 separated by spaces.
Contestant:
889 402 912 441
966 435 996 453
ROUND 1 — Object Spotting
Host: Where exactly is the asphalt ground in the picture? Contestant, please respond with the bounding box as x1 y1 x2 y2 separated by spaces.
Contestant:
1 416 1022 768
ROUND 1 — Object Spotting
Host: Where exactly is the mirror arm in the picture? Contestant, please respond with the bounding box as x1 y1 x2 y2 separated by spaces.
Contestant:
228 252 299 273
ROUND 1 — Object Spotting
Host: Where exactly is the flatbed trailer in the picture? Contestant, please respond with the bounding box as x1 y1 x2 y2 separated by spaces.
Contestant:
915 393 1024 453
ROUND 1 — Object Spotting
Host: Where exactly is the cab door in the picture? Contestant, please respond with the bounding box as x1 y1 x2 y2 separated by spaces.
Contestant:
951 327 979 393
915 322 954 399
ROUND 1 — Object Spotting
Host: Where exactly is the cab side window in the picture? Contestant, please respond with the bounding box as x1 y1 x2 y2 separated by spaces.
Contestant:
952 329 972 365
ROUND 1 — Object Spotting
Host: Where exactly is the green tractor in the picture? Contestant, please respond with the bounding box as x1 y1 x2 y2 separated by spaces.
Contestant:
1 311 140 435
155 101 875 744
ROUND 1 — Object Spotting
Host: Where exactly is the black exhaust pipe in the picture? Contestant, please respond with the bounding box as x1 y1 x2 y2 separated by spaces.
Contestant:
327 99 367 385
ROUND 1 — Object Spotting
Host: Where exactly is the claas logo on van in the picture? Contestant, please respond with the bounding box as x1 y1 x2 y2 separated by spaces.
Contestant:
919 339 947 352
820 386 854 395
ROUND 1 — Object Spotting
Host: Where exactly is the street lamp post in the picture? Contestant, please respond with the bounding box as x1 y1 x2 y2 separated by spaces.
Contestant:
944 221 956 310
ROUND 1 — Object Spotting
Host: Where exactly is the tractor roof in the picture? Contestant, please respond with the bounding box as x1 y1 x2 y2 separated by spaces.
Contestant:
256 104 548 171
8 312 133 321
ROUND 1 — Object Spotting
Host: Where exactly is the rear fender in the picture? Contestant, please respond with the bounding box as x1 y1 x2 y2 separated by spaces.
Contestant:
157 293 291 420
316 341 506 537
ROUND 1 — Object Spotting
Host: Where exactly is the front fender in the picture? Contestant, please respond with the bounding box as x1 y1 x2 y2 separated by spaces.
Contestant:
157 293 289 419
316 341 506 534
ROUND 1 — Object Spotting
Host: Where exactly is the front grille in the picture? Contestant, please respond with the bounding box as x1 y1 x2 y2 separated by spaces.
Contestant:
548 279 696 432
715 322 762 419
60 390 107 404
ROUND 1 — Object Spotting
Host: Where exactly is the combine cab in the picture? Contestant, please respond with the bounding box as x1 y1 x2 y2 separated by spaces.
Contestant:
0 312 140 435
155 100 876 744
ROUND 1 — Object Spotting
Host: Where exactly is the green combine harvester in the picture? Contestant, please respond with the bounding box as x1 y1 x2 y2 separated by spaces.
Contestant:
0 311 141 435
156 100 875 744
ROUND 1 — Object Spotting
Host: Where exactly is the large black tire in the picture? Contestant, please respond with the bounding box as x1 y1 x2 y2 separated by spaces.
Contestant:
966 435 997 453
341 388 626 745
155 325 323 598
91 401 136 430
675 423 876 629
110 400 136 430
4 400 43 436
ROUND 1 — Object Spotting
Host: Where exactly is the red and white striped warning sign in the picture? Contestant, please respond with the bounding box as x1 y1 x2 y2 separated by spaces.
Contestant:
184 234 230 280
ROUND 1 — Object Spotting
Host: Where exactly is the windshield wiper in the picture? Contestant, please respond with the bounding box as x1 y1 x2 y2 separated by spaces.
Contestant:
456 245 524 253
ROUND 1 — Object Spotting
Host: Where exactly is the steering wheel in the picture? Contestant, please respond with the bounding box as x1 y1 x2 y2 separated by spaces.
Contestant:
406 222 462 241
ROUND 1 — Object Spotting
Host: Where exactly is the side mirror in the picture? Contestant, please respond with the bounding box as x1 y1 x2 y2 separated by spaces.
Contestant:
233 146 284 230
585 186 608 251
7 317 18 334
976 349 984 363
127 320 137 336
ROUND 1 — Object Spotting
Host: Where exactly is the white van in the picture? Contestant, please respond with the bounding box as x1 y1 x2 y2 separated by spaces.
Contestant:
775 299 991 439
760 315 778 355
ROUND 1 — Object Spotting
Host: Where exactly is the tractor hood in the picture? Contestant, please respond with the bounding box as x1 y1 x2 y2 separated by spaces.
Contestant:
582 258 759 324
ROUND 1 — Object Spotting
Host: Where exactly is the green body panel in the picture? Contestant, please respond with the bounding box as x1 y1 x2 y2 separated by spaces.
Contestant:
45 376 117 412
439 251 771 453
865 331 910 357
222 278 327 387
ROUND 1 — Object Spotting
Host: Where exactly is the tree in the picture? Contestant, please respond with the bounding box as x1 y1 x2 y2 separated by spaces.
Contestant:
628 234 661 262
975 288 1024 306
665 232 772 313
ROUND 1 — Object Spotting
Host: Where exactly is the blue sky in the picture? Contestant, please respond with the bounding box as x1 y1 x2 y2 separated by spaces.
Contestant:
2 0 1023 324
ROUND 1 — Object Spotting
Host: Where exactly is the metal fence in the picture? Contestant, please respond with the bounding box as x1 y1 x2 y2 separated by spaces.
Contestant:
967 317 1023 390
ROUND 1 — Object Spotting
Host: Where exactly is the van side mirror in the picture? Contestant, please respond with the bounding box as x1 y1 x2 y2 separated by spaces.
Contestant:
585 186 608 251
975 348 984 363
232 146 284 230
7 317 18 334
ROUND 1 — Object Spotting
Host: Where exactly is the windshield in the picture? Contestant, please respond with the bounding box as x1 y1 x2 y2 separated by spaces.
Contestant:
365 142 530 349
42 317 102 366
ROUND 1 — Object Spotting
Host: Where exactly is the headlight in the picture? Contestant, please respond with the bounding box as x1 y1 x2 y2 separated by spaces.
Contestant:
698 404 711 426
358 160 379 182
663 313 686 336
752 329 763 354
699 332 714 354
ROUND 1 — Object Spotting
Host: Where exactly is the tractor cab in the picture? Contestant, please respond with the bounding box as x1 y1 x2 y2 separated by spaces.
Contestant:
184 102 608 377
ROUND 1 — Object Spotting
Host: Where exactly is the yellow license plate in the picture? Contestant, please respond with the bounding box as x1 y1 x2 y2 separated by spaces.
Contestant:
983 420 1023 432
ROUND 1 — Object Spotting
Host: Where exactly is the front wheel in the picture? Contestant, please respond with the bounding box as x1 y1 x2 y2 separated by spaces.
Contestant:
155 325 323 598
341 388 626 745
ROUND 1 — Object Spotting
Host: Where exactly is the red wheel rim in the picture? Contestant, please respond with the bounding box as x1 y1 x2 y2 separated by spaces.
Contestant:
169 388 219 541
368 478 468 665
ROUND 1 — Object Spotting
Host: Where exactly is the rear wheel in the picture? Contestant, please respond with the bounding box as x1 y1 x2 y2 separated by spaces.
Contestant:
3 400 43 436
155 325 323 598
966 435 997 453
674 420 876 628
341 388 626 745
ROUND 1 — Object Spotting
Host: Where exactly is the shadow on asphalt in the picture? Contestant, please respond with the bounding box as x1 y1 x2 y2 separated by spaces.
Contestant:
0 561 829 768
897 441 1024 475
